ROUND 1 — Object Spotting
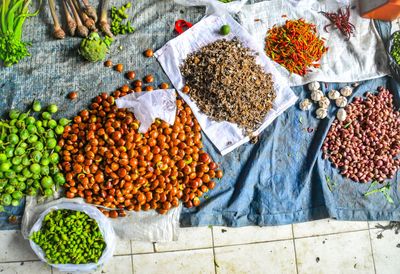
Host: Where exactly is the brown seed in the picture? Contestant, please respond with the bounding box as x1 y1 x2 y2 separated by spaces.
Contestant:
144 74 154 83
115 63 124 72
104 60 113 67
145 86 154 91
126 71 136 80
134 86 142 92
144 49 154 57
160 82 169 89
68 91 78 100
182 85 190 94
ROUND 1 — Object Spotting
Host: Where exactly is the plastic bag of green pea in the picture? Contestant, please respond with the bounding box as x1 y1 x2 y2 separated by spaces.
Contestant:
28 200 115 272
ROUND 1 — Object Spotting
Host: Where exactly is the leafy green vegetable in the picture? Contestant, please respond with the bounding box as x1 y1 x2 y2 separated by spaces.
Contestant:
79 32 112 62
0 0 41 66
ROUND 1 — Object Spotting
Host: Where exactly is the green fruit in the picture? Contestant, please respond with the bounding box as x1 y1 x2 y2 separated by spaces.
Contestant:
220 24 231 35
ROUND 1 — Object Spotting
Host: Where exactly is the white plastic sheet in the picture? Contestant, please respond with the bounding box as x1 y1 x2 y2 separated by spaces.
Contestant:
115 89 177 134
155 13 297 155
174 0 248 14
238 0 390 86
27 199 115 273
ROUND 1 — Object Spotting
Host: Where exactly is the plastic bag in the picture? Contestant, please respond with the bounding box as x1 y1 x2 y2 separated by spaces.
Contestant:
27 199 115 273
174 0 248 14
115 89 177 133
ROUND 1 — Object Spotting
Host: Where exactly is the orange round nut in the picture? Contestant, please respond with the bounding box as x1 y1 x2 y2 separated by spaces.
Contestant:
144 75 154 83
145 86 154 91
126 71 136 80
144 49 154 58
114 64 123 72
160 82 169 89
182 85 190 94
104 60 113 67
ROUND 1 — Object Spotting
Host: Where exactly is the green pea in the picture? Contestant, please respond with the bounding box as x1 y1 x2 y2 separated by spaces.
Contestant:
9 119 17 126
48 104 58 114
32 174 41 180
0 193 12 206
33 142 44 151
35 120 42 128
40 158 50 166
49 153 59 164
14 147 25 156
4 147 14 158
16 182 26 190
55 125 64 135
19 129 29 140
15 120 25 129
58 118 70 127
5 170 16 179
54 145 61 152
26 187 37 196
27 124 37 134
22 156 30 166
11 199 20 206
46 138 57 149
9 178 18 186
27 135 38 143
9 126 18 134
0 153 7 162
41 165 50 176
37 126 45 134
5 185 15 193
19 142 28 149
31 151 42 163
12 191 23 200
8 134 19 145
32 100 42 112
9 110 20 120
48 120 57 129
33 180 40 188
47 130 55 138
11 157 22 166
13 165 24 173
30 163 41 174
19 113 29 121
26 116 36 125
41 112 51 120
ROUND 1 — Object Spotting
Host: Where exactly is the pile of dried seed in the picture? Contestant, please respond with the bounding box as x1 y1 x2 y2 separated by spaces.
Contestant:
180 38 276 135
322 87 400 183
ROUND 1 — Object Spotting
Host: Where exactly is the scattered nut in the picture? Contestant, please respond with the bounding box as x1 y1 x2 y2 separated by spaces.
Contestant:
299 98 312 111
182 85 190 94
319 97 330 109
328 89 340 100
336 108 347 121
311 90 324 102
104 60 112 67
114 63 123 72
144 75 154 83
126 71 136 80
145 86 154 91
160 82 169 89
68 91 78 100
144 49 154 58
340 86 353 97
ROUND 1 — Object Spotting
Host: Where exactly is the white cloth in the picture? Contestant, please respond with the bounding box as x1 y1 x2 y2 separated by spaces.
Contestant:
174 0 248 14
238 0 390 86
155 13 297 155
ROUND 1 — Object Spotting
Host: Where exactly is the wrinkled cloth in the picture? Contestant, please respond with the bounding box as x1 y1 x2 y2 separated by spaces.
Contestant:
238 0 390 86
0 0 398 230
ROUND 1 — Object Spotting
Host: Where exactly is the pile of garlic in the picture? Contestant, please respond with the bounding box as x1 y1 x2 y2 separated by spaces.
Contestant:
299 82 354 121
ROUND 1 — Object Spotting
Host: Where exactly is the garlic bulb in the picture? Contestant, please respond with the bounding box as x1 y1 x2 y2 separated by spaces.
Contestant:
308 81 320 91
316 108 328 119
340 86 353 97
318 97 330 109
311 90 323 102
335 96 347 108
299 98 312 111
337 108 347 122
328 89 340 100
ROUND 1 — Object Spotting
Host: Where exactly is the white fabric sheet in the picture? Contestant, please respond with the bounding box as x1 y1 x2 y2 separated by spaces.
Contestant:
238 0 390 86
155 13 297 155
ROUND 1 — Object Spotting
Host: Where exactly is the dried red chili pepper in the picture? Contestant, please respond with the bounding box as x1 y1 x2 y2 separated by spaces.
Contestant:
320 6 355 41
265 18 328 76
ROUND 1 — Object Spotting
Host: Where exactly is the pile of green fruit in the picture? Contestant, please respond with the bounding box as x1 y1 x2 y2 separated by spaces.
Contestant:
0 101 68 210
30 209 106 264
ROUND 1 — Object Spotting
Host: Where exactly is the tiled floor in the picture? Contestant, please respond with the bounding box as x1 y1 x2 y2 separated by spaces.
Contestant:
0 219 399 274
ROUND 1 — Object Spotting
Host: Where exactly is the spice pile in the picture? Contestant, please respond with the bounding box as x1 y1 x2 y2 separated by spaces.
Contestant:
320 6 355 41
0 103 67 209
30 209 106 264
322 87 400 183
60 85 223 217
265 19 328 76
180 38 276 135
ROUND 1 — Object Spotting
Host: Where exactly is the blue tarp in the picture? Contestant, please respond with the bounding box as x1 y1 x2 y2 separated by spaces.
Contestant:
0 0 398 229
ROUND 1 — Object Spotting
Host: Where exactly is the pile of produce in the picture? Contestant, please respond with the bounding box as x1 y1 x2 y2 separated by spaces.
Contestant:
320 6 355 41
0 0 41 66
110 2 135 36
0 102 67 210
59 85 223 217
30 209 106 264
390 31 400 65
180 38 276 135
265 19 328 76
322 87 400 183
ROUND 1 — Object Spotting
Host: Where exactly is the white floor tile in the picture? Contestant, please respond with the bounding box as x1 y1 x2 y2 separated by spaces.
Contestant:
155 227 212 252
114 237 131 255
131 241 154 254
213 225 292 247
370 229 400 274
132 248 214 274
52 255 132 274
0 230 38 262
293 219 368 238
295 231 374 274
214 240 296 274
0 261 51 274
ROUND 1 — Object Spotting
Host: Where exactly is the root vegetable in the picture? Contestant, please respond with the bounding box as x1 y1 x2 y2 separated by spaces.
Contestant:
48 0 65 39
67 0 88 37
71 0 95 31
62 0 76 36
81 0 97 22
99 0 113 37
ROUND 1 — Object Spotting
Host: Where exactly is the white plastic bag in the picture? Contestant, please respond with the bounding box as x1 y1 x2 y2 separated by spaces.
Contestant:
27 199 115 273
174 0 248 14
115 89 177 133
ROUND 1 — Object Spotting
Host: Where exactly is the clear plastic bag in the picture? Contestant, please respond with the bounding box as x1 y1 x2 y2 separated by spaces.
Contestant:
174 0 248 14
27 199 115 273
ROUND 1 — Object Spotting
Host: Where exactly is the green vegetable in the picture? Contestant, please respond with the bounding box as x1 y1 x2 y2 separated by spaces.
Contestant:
79 32 111 62
0 0 42 66
47 104 58 113
391 32 400 65
220 24 231 36
32 100 41 112
30 209 106 264
110 3 135 36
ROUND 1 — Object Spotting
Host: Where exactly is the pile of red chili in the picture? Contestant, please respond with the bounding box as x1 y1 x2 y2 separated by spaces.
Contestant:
320 6 355 41
265 18 328 76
